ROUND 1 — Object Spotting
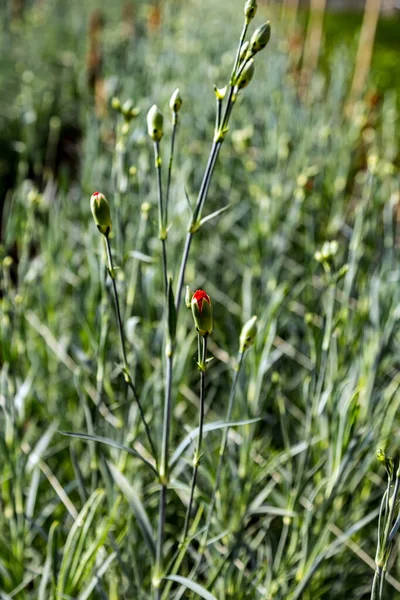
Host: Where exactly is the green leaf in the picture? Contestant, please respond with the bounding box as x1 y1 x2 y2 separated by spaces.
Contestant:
60 431 157 474
38 521 58 600
107 461 156 560
170 417 261 468
164 575 218 600
57 489 105 597
199 204 231 227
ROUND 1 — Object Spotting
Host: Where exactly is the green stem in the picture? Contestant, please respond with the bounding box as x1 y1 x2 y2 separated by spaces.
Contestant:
182 334 208 541
169 350 247 600
174 21 248 315
174 140 222 314
155 351 173 599
371 567 382 600
166 115 178 226
104 234 157 462
154 140 168 294
202 350 245 545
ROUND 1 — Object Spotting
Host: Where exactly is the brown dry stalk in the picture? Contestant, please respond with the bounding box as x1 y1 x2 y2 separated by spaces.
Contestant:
346 0 382 117
300 0 327 93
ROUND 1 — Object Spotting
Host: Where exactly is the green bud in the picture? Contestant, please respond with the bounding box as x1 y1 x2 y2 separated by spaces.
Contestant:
239 315 257 352
236 58 255 90
191 290 213 336
239 41 250 63
185 286 194 309
169 88 182 113
244 0 257 23
90 191 112 235
249 21 271 55
214 85 227 101
147 104 164 142
111 97 121 111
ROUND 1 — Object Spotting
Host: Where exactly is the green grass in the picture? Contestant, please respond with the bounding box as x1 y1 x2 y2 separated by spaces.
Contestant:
1 0 400 598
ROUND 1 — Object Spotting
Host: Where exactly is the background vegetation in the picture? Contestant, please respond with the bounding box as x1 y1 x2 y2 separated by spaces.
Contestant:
1 0 399 598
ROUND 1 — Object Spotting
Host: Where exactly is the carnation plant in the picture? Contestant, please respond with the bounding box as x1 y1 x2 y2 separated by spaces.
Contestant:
65 2 271 598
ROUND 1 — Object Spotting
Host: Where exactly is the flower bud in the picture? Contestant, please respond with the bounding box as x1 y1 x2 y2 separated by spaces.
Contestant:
239 315 257 352
249 21 271 55
90 191 112 235
185 286 194 309
239 41 250 63
147 104 164 142
236 58 255 90
169 88 182 113
191 289 212 336
244 0 257 23
111 97 121 111
214 85 227 101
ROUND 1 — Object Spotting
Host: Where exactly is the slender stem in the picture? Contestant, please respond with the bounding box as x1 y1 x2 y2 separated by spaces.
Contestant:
378 568 385 599
371 567 382 600
175 141 222 315
104 234 157 461
155 485 166 600
155 351 173 599
230 22 248 86
182 334 208 541
166 115 178 226
154 141 168 294
167 350 247 600
174 22 248 315
203 350 245 544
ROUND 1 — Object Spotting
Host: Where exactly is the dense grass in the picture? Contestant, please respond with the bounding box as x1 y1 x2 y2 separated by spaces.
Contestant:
1 0 400 598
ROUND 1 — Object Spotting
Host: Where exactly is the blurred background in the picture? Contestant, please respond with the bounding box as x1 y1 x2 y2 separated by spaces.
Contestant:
0 0 399 229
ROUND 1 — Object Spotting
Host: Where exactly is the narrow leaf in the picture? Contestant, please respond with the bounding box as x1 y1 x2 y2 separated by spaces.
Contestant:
60 431 157 474
170 417 260 468
164 575 218 600
107 461 156 560
199 204 231 227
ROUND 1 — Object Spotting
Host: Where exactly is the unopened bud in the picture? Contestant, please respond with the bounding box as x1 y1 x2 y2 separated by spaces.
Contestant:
244 0 257 23
239 315 257 352
249 21 271 55
239 41 250 63
147 104 164 142
214 85 227 101
236 58 255 90
90 191 112 235
185 286 194 309
111 97 121 111
169 88 182 113
191 290 213 336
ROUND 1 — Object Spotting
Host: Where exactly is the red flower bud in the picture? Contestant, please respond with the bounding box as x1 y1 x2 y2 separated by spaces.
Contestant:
191 289 213 336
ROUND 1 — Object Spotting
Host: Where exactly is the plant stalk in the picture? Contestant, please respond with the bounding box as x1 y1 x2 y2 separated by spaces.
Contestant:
104 234 157 461
154 140 168 294
181 334 208 541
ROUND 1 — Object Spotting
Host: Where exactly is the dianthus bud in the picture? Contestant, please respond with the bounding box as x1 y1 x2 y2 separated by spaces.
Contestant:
236 58 255 90
191 290 212 336
244 0 257 23
147 104 164 142
214 85 227 100
239 315 257 352
185 286 194 309
169 88 182 113
111 97 121 111
239 41 250 63
249 21 271 55
90 191 112 235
